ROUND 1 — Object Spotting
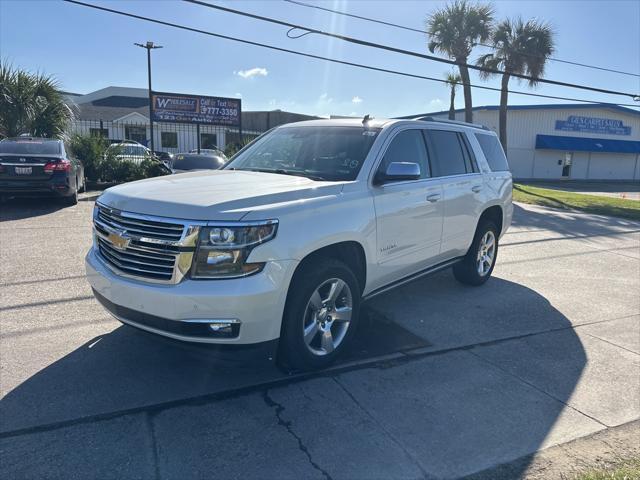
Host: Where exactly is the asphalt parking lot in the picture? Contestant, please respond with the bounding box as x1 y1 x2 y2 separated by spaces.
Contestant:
1 198 639 479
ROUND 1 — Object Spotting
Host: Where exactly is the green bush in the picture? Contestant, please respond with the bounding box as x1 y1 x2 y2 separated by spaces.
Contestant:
69 133 170 184
69 133 109 182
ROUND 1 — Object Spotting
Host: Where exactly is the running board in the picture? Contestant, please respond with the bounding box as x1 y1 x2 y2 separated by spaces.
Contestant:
363 257 463 301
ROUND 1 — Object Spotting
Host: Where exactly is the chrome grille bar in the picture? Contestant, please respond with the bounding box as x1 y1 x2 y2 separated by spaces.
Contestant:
93 203 198 284
97 207 184 241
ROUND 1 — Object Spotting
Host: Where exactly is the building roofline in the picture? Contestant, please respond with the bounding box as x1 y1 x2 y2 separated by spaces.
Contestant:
398 103 640 119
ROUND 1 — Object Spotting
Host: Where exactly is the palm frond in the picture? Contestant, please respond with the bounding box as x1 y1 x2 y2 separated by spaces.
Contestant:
0 59 73 138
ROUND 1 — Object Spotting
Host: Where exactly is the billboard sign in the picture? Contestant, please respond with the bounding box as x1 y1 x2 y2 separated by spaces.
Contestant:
555 115 631 136
151 92 241 126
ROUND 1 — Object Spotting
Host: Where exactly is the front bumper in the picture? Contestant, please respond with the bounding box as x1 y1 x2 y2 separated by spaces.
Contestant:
86 248 298 344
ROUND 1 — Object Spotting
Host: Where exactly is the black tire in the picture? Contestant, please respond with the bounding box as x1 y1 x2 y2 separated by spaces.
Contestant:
278 258 361 372
63 182 79 206
453 220 499 286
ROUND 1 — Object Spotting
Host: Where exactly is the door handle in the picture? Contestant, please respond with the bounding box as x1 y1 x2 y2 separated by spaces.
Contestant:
427 194 441 203
472 185 483 193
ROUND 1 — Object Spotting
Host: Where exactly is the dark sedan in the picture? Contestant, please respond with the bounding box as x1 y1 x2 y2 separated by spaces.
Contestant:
171 152 227 173
0 137 84 205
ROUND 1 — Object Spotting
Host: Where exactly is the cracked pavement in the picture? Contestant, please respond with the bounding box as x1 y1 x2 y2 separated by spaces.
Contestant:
1 200 639 479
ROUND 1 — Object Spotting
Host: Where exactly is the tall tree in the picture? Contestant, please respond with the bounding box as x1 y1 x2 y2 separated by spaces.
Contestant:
444 71 462 120
427 0 494 123
0 61 74 139
477 18 554 150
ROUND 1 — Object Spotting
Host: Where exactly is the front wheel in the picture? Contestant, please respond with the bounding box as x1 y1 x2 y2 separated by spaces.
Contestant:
278 258 361 371
453 221 499 286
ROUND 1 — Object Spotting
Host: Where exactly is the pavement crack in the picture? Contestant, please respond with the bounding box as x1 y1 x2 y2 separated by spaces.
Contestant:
146 412 161 480
262 389 332 480
580 332 640 357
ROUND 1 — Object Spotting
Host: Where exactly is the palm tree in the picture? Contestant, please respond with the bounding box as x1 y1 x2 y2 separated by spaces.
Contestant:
427 0 494 123
444 71 462 119
0 61 74 139
477 18 554 150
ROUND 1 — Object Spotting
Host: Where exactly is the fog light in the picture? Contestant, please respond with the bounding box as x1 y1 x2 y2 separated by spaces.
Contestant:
208 320 240 338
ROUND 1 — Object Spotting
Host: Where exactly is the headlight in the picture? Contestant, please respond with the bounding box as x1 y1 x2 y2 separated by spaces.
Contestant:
191 221 278 279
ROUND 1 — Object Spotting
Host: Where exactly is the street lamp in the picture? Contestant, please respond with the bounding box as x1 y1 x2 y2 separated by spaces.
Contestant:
134 41 163 153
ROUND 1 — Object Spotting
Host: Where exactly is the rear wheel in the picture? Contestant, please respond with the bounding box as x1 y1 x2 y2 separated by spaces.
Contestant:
63 179 79 206
278 258 361 371
453 221 498 286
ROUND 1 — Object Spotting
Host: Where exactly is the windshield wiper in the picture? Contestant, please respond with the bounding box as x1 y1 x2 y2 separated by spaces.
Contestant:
240 168 327 181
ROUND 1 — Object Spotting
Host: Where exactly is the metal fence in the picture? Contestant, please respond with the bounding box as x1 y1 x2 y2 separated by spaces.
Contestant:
71 119 264 154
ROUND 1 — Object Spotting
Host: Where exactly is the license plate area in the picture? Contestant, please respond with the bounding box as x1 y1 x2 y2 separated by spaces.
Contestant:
15 167 33 175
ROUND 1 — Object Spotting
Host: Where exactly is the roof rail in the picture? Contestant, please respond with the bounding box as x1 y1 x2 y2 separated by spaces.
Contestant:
414 116 490 131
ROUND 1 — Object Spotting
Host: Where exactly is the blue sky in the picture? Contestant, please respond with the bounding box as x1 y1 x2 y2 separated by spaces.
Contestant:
2 0 639 118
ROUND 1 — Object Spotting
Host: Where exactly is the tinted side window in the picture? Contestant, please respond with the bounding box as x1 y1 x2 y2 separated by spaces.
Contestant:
379 130 430 179
426 130 468 177
459 133 478 172
475 133 510 171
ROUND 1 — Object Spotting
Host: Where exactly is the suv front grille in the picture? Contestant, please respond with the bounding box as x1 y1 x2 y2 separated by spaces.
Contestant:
96 236 176 281
93 204 197 283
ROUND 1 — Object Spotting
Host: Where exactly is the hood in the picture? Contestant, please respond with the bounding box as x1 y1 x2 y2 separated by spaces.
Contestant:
98 170 345 221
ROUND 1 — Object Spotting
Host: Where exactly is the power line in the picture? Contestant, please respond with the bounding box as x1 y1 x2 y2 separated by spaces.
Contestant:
62 0 640 109
284 0 640 79
185 0 638 100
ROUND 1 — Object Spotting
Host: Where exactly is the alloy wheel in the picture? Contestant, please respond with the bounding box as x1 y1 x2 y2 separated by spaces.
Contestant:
302 278 353 356
476 230 496 276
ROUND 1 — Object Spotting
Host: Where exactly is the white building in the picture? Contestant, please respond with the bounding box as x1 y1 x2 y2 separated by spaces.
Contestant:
404 104 640 181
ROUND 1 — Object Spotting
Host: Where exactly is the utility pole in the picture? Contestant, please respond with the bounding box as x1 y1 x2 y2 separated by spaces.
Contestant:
134 41 162 153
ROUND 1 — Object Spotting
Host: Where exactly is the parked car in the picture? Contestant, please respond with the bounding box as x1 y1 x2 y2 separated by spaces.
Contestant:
153 150 174 163
0 137 85 205
171 152 227 173
86 117 513 370
105 140 152 164
189 148 225 156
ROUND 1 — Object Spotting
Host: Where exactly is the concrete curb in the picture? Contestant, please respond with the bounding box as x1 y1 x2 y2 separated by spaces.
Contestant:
79 192 101 202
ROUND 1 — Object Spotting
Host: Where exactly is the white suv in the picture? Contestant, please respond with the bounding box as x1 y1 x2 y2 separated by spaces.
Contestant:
86 118 513 370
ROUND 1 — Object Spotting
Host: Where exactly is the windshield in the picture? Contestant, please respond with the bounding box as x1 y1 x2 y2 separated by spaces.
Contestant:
225 126 380 181
0 139 61 155
173 154 223 170
108 144 145 156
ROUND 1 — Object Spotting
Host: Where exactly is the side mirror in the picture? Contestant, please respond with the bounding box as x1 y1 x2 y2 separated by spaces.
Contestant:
374 162 421 185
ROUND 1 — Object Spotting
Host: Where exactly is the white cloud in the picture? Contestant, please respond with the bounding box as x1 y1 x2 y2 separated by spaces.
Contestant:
428 98 445 110
351 96 363 104
318 92 333 103
235 67 268 79
235 93 242 98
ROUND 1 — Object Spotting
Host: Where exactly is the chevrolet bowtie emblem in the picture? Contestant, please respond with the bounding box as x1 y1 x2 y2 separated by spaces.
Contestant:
108 232 130 250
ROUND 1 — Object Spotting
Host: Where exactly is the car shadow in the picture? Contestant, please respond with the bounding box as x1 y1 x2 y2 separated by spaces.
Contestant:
0 277 585 479
0 197 70 221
